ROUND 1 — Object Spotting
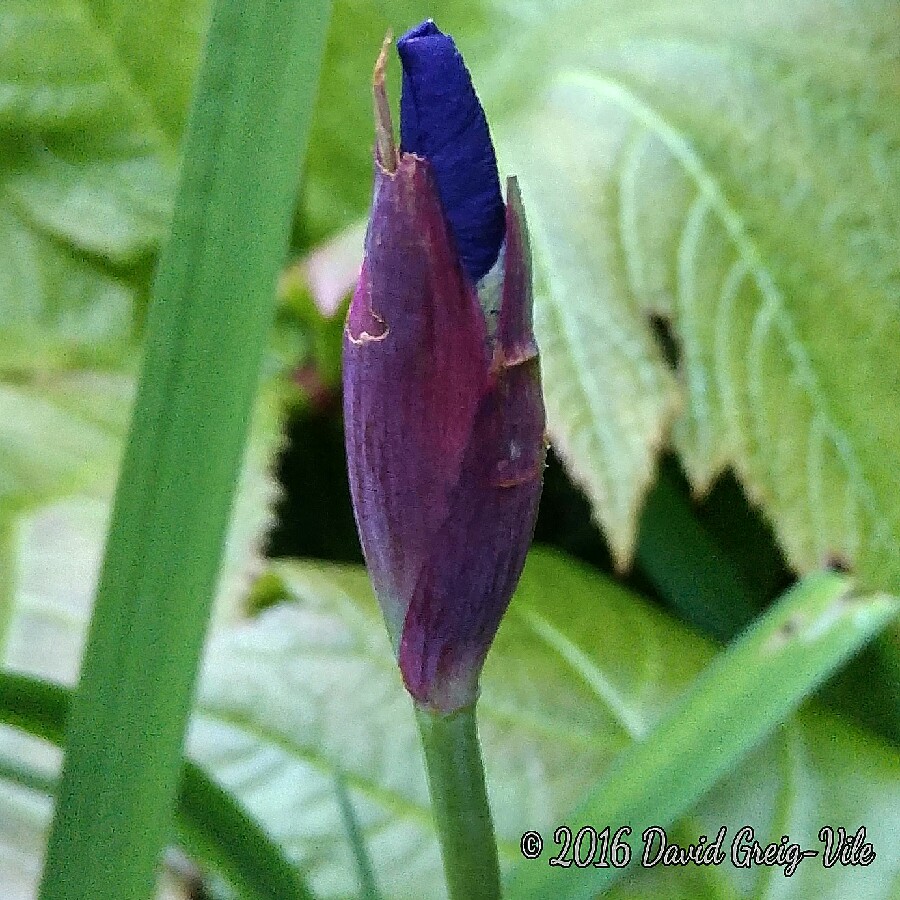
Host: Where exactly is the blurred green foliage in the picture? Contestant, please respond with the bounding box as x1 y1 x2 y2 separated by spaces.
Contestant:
0 0 898 897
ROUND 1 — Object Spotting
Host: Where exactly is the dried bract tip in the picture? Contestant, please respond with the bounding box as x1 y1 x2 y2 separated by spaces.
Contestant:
373 31 397 172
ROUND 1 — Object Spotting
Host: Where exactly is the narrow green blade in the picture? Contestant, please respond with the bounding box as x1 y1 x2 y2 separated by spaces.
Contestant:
0 673 313 900
37 0 331 897
506 573 897 899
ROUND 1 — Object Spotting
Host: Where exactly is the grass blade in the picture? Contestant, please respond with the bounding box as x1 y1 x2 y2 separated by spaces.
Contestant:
505 573 898 899
334 771 382 900
37 1 330 897
636 467 763 640
178 765 314 900
0 673 313 900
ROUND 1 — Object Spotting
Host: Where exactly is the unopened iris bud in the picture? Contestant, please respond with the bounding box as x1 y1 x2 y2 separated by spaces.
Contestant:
343 22 545 714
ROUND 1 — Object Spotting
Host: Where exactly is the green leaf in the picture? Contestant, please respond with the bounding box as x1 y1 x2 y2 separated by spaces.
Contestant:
0 381 288 892
186 551 898 899
1 541 895 897
635 466 764 640
38 0 330 891
0 6 327 894
0 0 209 365
74 0 210 142
0 374 283 674
621 706 900 900
491 0 900 594
0 6 323 899
506 565 897 899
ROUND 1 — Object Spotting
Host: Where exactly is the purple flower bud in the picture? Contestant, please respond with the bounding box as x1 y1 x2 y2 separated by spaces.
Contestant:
397 20 505 283
343 30 545 713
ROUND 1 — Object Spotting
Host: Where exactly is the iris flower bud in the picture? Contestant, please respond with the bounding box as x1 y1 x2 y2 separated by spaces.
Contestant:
343 22 545 713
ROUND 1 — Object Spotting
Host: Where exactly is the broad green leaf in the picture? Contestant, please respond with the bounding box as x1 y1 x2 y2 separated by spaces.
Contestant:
185 551 898 899
490 0 900 592
1 533 895 898
0 197 138 365
75 0 210 142
0 379 281 896
0 376 284 680
0 0 204 363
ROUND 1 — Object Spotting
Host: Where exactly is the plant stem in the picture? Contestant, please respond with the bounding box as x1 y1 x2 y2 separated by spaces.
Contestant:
415 704 502 900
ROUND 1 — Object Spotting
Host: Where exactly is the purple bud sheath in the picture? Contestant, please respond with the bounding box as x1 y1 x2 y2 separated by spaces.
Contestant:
343 27 545 714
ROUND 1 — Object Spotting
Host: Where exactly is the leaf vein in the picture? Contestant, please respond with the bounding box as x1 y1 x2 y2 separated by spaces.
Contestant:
514 606 647 739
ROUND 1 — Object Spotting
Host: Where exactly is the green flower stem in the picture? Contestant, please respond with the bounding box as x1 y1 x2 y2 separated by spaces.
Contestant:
415 704 502 900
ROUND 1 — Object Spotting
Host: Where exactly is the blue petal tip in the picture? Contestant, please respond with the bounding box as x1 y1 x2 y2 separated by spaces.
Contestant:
397 20 505 282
